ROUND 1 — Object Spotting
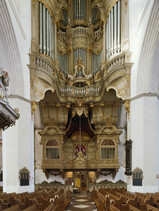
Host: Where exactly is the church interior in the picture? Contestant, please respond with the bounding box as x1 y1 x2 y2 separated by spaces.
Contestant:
0 0 159 210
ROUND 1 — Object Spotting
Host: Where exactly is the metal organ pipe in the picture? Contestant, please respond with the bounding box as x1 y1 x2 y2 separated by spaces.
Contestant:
43 4 46 54
49 15 53 58
39 3 54 60
108 13 111 58
117 0 121 53
114 4 117 54
106 0 121 59
39 3 43 53
47 10 50 56
52 21 54 60
111 9 113 55
106 21 108 60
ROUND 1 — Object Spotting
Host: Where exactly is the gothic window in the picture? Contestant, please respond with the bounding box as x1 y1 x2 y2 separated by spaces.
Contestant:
132 168 143 186
101 140 115 159
19 168 30 186
46 140 59 159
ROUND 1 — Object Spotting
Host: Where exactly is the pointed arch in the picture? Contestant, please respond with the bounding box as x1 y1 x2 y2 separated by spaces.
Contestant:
137 0 159 95
0 1 24 96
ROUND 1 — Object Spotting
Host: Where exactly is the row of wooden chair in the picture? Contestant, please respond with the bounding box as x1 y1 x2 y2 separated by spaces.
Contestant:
91 188 159 211
0 188 72 211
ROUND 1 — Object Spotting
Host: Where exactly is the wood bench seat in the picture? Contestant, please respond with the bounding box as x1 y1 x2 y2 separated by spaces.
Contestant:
140 203 159 211
91 189 106 211
44 203 58 211
58 192 71 211
3 203 21 211
122 204 141 211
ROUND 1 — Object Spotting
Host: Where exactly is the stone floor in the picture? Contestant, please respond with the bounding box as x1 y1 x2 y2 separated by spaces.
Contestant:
65 192 97 211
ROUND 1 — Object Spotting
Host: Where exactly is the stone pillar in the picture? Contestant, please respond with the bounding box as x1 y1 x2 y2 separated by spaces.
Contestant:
3 97 34 193
127 95 159 193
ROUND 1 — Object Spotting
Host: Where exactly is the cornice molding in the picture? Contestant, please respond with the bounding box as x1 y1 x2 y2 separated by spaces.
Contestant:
131 93 159 101
8 95 31 103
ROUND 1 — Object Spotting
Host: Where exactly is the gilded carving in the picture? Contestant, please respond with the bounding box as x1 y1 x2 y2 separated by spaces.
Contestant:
30 0 132 179
31 101 37 114
124 100 130 115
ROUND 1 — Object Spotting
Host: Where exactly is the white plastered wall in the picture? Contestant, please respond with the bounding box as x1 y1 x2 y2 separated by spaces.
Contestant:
128 96 159 193
128 0 159 192
3 98 34 193
1 0 34 193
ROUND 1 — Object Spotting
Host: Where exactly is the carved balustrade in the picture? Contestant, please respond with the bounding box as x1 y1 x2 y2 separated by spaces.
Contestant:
59 85 101 97
106 53 125 73
29 53 57 80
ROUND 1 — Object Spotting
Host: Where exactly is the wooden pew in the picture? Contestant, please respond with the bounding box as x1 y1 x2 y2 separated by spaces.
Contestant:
35 189 56 209
22 199 43 211
136 193 153 206
58 192 71 211
107 189 138 208
3 204 21 211
99 188 123 210
43 202 58 211
139 192 159 207
0 194 16 210
110 204 120 211
91 189 106 211
44 197 59 211
140 203 159 211
24 190 46 208
122 204 141 211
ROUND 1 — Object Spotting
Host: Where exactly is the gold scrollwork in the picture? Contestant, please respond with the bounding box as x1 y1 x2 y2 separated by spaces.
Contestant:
124 100 130 115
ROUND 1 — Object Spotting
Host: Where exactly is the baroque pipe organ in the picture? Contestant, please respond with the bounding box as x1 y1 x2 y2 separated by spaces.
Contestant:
29 0 132 185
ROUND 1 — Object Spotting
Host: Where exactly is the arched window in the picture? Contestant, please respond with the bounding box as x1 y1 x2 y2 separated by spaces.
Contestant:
101 140 115 159
132 168 143 186
46 140 59 159
19 167 30 186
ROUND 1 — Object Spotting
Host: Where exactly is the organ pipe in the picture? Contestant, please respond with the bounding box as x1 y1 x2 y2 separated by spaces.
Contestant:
74 48 86 66
49 15 52 58
108 13 111 58
43 4 46 54
39 3 43 53
111 9 113 55
39 3 54 60
47 10 50 56
106 0 121 59
114 4 117 54
52 21 54 60
92 52 102 75
106 22 108 59
117 0 121 53
58 52 68 75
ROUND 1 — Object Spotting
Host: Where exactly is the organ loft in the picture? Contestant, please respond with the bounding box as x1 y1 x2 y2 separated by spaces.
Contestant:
29 0 132 191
